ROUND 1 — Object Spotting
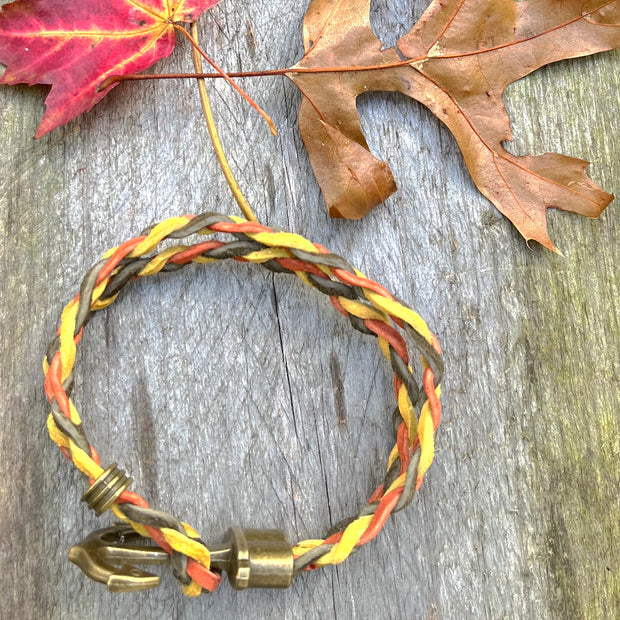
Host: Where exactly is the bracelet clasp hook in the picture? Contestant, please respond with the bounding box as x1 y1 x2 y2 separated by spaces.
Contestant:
69 523 295 592
68 523 170 592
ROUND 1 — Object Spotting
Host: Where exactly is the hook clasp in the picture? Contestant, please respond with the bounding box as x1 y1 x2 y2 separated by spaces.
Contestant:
69 523 295 592
68 523 170 592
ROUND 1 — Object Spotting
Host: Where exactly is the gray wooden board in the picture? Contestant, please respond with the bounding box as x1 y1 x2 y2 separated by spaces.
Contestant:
0 1 618 618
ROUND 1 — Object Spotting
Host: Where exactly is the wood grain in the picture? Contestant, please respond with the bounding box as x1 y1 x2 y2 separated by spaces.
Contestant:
0 1 618 618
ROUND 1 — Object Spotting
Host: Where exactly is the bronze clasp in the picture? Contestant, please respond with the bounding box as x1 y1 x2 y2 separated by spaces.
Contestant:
69 523 295 592
210 526 294 590
68 523 170 592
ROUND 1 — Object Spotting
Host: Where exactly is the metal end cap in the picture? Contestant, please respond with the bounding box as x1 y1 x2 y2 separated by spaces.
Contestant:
82 463 131 516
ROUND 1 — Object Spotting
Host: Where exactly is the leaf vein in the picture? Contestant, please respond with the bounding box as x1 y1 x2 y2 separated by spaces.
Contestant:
431 0 619 59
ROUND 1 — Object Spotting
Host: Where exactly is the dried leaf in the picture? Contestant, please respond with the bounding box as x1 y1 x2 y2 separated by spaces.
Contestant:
0 0 220 137
288 0 620 249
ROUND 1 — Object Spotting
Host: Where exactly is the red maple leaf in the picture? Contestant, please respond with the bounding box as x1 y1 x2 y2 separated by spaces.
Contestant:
0 0 220 137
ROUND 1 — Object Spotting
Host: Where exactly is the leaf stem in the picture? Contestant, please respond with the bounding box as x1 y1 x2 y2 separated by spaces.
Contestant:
175 24 276 136
189 22 257 222
99 55 427 89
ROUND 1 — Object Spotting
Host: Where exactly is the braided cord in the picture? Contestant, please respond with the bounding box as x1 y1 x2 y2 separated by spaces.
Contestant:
44 212 443 595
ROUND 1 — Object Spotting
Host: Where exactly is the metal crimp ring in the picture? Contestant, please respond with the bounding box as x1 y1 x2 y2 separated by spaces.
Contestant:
82 463 132 516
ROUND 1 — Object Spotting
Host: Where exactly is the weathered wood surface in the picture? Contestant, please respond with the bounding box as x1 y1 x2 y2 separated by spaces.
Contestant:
0 1 618 618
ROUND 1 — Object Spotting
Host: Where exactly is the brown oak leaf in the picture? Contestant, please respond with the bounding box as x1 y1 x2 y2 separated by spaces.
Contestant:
288 0 620 250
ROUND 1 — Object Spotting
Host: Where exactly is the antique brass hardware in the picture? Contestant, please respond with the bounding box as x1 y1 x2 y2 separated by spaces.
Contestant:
69 523 294 592
210 526 294 590
68 524 170 592
81 463 131 516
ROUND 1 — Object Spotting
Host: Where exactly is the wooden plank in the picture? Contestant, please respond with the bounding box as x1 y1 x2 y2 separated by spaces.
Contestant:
0 1 618 618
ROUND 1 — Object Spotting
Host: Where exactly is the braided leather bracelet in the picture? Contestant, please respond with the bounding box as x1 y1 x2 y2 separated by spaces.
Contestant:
44 211 443 596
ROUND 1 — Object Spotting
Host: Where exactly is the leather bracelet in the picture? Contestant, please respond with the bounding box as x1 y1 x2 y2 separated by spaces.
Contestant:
44 211 443 596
